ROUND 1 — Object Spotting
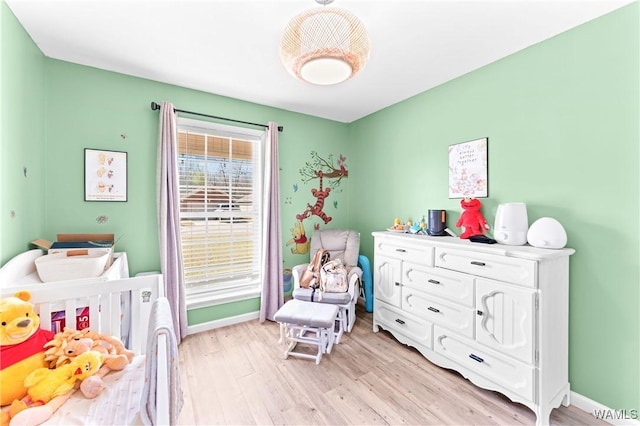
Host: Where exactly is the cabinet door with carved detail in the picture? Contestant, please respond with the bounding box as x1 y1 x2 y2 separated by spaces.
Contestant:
373 254 402 308
475 278 535 364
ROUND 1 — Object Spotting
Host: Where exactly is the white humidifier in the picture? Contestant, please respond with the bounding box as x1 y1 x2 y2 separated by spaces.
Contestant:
527 217 567 249
494 203 528 245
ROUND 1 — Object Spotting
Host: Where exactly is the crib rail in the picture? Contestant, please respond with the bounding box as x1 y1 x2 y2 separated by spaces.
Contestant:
1 274 175 425
0 274 163 355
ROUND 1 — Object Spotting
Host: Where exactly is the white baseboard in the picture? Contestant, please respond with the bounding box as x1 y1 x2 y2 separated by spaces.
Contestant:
571 391 640 426
186 311 259 335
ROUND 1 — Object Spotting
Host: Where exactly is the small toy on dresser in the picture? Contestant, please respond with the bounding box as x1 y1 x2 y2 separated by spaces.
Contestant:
388 217 428 234
408 217 427 234
388 217 408 232
455 198 490 239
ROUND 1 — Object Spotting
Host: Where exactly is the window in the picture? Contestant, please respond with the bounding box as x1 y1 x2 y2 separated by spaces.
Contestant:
177 118 265 307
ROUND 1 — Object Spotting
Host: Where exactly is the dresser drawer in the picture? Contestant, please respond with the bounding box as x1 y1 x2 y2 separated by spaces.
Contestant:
375 237 434 266
375 301 433 349
403 290 475 338
433 326 534 401
403 263 474 307
435 247 537 287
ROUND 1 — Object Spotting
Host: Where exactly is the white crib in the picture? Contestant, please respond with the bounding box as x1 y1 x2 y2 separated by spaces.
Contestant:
0 274 179 425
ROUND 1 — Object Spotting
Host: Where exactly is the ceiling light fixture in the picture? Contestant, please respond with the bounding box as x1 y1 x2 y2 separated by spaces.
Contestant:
280 0 371 86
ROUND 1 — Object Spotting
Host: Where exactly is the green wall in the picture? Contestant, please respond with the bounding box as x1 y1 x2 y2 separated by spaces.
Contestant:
42 59 350 319
187 298 260 326
349 3 639 413
0 1 46 264
1 0 351 324
43 60 351 277
2 0 638 413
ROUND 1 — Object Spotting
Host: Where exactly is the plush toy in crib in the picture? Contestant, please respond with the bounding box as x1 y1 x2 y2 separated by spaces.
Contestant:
7 326 131 426
455 197 490 239
0 291 55 406
45 327 133 370
21 350 102 404
43 327 134 398
81 328 134 368
8 351 103 426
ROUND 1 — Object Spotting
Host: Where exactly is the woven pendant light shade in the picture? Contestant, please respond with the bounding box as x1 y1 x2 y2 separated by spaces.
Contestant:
280 6 370 85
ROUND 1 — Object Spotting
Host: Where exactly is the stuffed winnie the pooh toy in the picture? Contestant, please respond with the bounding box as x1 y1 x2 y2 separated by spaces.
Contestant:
455 197 490 239
0 291 55 406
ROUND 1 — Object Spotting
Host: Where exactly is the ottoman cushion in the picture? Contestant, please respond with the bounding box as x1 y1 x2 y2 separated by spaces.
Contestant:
274 299 338 329
292 288 351 305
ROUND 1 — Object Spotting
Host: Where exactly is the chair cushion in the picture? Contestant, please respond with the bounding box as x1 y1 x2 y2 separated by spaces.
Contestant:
292 288 351 305
274 299 339 329
310 229 360 267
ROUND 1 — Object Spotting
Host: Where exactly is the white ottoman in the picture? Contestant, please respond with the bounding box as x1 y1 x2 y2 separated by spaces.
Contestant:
292 287 350 344
274 299 339 364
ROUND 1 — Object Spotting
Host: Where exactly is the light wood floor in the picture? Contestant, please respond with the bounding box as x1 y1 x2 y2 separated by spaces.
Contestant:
177 301 604 426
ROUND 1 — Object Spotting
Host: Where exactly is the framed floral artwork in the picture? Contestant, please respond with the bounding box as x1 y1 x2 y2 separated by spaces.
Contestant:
448 137 488 198
84 148 128 202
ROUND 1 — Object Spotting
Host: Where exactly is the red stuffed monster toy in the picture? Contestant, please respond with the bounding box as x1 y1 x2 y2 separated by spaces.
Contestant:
456 197 490 239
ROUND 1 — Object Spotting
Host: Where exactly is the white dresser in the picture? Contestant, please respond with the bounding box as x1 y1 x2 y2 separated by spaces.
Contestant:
372 231 575 426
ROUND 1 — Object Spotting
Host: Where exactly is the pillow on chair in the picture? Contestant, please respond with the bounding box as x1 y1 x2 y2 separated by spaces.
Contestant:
311 230 360 268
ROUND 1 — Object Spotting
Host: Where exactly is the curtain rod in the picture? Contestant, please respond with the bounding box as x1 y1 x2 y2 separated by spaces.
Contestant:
150 102 283 132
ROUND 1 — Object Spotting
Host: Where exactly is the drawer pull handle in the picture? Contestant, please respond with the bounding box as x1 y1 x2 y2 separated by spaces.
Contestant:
469 354 484 363
395 248 407 253
395 282 401 286
427 279 440 285
470 261 486 266
428 306 440 313
395 318 405 325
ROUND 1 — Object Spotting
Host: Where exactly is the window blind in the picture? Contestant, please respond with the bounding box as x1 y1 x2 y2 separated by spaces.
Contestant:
177 121 263 297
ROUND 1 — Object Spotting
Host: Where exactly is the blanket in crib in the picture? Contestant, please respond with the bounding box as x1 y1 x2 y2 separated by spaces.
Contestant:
141 297 183 426
40 356 146 425
38 297 182 426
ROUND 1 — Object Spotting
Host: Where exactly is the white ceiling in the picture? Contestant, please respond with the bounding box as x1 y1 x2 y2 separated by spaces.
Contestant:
6 0 635 123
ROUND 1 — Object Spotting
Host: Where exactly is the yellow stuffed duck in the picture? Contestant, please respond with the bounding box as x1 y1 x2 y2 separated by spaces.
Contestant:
7 351 103 426
0 291 55 406
22 350 103 404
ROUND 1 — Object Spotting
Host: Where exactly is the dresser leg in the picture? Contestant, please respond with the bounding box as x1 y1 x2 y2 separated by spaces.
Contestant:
536 385 571 426
535 405 551 426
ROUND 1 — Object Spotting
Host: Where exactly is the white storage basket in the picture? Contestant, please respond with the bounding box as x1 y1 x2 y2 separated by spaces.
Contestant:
35 250 110 282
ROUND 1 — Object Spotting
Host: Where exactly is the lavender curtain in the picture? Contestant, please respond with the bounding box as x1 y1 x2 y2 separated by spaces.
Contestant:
157 101 188 343
259 122 283 322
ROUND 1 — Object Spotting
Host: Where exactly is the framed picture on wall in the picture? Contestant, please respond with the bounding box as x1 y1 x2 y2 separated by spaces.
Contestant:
448 137 488 198
84 148 128 202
